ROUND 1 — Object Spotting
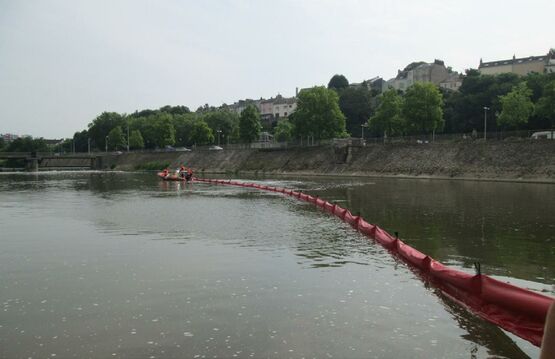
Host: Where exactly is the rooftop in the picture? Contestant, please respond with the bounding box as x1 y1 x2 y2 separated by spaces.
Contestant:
479 53 549 68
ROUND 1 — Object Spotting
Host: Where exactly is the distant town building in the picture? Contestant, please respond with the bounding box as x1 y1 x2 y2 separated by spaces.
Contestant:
439 72 463 91
478 49 555 75
43 139 64 147
227 99 262 115
384 59 457 92
350 76 386 94
224 91 298 128
272 94 297 120
366 77 386 93
259 98 275 125
548 55 555 73
1 133 30 142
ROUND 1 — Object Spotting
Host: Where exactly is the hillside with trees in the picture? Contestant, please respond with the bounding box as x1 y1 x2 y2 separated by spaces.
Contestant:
14 70 553 153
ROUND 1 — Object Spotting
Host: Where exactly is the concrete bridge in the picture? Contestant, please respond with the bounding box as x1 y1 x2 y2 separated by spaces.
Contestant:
0 152 102 171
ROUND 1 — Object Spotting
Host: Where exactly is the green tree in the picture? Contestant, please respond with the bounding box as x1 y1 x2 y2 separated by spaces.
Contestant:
339 86 373 136
202 110 239 144
273 119 293 142
171 114 214 146
368 89 405 136
403 82 444 135
130 109 158 118
239 105 262 144
535 80 555 127
443 71 520 133
129 130 145 150
195 103 217 113
172 113 197 146
0 137 5 151
6 137 49 152
328 74 349 92
290 87 347 140
141 113 176 148
107 126 125 150
72 130 89 152
497 82 534 129
525 72 550 102
87 112 125 150
190 119 214 145
159 105 190 115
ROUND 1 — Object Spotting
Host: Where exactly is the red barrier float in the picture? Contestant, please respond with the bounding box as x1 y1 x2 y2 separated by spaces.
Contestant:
334 206 348 220
358 219 376 237
193 177 553 346
323 202 334 213
315 198 326 208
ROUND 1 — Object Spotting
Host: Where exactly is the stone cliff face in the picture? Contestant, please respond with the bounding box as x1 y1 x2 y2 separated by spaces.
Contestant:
104 141 555 182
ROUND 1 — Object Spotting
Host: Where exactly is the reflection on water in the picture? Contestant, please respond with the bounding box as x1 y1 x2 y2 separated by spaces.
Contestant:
297 177 555 288
0 172 550 358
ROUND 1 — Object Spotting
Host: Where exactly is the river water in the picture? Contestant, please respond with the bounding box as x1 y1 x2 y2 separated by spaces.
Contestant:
0 172 553 358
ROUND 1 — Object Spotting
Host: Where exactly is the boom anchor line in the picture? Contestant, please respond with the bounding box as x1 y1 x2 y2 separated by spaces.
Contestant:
474 262 481 276
193 177 553 347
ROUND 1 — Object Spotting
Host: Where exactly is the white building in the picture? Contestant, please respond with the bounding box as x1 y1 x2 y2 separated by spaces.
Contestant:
225 93 298 127
272 95 297 120
385 60 457 92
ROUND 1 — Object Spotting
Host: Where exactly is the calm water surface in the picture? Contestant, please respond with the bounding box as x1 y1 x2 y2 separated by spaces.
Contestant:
0 172 553 358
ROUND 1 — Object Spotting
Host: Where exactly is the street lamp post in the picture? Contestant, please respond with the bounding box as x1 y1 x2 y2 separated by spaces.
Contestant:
483 106 490 140
361 123 368 142
361 123 368 147
105 136 108 153
217 130 222 146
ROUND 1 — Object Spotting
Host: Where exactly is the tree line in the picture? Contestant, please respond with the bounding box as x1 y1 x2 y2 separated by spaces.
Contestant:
61 104 265 153
2 69 553 153
329 71 555 139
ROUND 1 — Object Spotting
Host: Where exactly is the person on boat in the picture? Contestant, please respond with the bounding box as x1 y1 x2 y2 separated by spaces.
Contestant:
185 167 193 181
179 165 186 179
162 168 170 179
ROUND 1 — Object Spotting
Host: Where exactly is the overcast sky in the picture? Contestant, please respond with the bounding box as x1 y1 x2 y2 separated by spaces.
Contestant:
1 0 553 138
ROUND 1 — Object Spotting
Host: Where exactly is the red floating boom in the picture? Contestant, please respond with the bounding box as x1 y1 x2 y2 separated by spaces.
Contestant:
194 177 554 347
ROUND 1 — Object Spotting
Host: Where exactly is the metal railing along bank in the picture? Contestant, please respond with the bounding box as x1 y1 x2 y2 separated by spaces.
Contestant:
194 177 554 347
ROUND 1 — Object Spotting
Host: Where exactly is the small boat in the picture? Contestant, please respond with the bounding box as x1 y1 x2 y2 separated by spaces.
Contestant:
157 172 193 181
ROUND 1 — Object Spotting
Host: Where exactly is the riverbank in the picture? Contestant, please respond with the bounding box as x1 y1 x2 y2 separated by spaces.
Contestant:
102 140 555 182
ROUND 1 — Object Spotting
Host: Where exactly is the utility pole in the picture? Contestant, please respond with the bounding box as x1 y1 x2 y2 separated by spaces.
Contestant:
87 138 91 155
105 136 108 153
127 124 130 152
361 123 368 144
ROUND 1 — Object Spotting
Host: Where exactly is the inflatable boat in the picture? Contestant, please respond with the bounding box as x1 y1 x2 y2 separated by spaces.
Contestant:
157 172 191 181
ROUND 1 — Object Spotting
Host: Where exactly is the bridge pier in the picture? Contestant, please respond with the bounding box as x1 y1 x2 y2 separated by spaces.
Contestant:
25 158 39 172
93 156 103 170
